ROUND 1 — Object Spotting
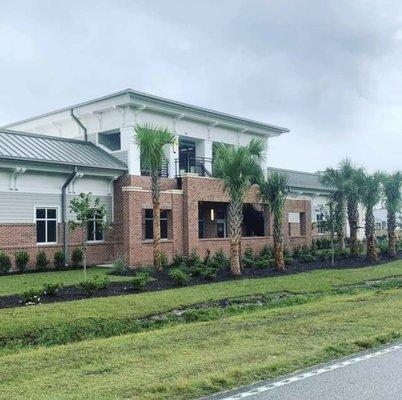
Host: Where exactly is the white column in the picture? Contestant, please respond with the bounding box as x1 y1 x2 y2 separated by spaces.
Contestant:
165 134 179 178
196 139 213 175
121 125 141 175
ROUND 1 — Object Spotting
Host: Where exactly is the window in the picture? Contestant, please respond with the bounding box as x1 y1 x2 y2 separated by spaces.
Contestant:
216 210 227 238
145 209 168 240
36 208 57 244
198 208 205 239
87 209 104 242
98 130 121 151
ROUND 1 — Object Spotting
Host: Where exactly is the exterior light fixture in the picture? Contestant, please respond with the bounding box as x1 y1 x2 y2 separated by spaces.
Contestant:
210 208 215 221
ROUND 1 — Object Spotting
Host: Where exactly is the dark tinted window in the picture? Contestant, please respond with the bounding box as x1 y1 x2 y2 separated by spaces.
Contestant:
145 210 168 240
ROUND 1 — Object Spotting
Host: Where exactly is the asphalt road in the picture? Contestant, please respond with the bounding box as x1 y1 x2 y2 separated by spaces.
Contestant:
205 344 402 400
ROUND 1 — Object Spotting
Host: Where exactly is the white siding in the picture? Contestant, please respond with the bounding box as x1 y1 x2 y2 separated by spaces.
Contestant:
0 192 112 223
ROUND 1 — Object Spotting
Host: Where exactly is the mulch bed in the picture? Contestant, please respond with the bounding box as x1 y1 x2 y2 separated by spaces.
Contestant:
1 252 401 310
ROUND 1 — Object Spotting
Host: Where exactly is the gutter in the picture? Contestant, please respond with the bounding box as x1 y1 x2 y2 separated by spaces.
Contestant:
62 167 78 267
70 109 88 141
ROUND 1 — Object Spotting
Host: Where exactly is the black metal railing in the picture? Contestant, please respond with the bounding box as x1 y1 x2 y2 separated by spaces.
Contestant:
174 157 212 178
140 161 169 178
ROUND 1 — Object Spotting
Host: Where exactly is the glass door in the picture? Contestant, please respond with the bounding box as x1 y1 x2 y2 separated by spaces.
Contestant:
178 140 196 174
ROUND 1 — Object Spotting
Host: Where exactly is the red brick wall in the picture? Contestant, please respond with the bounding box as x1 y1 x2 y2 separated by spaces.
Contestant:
0 223 116 271
1 174 314 270
119 174 313 266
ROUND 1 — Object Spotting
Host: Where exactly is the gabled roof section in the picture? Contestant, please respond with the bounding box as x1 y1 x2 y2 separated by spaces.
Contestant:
3 89 289 137
0 129 127 171
267 167 332 193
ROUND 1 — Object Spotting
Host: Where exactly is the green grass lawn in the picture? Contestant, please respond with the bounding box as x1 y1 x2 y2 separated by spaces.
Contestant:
1 260 402 350
0 267 131 296
1 287 401 400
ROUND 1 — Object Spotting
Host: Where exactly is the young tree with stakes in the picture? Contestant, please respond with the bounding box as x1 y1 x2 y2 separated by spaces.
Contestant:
69 193 108 280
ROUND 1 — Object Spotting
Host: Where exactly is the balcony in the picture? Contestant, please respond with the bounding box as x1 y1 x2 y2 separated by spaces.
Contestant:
174 157 212 177
140 161 169 178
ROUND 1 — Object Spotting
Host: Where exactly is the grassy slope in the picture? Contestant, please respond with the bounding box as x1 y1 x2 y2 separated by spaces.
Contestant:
0 261 402 348
0 267 131 296
1 288 401 400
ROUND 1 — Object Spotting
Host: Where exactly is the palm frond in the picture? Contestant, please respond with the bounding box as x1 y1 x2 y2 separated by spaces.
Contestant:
134 123 175 174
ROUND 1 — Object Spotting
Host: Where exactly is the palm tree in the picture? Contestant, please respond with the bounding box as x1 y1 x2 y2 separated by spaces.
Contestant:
357 172 383 262
340 160 365 256
134 123 175 270
382 172 402 258
258 172 289 270
320 168 346 251
213 139 265 276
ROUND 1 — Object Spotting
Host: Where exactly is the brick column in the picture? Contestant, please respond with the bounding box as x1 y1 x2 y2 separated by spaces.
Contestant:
181 174 200 255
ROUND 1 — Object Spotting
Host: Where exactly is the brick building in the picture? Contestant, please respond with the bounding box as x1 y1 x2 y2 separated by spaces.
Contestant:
0 89 336 269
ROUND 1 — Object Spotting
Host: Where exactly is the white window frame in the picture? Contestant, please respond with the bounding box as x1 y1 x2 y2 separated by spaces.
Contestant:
35 207 58 245
87 209 105 243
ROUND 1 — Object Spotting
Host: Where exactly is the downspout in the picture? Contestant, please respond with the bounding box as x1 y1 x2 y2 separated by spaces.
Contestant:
62 167 78 267
70 109 88 141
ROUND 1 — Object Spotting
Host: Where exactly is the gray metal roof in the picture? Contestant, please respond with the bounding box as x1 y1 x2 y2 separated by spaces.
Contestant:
0 129 127 171
267 167 331 192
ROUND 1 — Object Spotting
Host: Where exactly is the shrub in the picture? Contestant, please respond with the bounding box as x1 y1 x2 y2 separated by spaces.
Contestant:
284 256 293 266
15 250 29 272
107 258 130 275
160 252 169 269
187 249 202 268
71 247 84 267
378 239 388 255
201 267 219 280
318 249 332 262
300 253 317 263
172 253 187 268
260 245 273 259
36 250 49 271
255 258 275 269
0 252 11 274
77 275 110 296
169 267 190 286
212 249 230 269
130 271 155 292
333 248 350 260
242 247 256 268
42 282 63 296
20 288 42 304
292 246 301 258
53 250 65 269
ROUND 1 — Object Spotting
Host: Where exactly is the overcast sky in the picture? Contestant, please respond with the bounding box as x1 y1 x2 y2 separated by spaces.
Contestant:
1 0 401 172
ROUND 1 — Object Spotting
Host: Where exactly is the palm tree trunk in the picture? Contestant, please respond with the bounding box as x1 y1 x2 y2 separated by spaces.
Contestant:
151 173 162 271
335 200 345 251
228 196 243 276
365 207 378 262
347 200 359 256
388 211 397 258
273 214 284 270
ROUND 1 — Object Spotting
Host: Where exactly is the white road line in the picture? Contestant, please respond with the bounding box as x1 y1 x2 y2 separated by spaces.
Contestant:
220 344 402 400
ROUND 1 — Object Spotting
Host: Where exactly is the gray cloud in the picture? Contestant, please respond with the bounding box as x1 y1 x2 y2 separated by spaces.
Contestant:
0 0 401 171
